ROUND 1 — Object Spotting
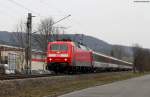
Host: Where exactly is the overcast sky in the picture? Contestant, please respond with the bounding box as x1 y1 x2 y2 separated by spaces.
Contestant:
0 0 150 48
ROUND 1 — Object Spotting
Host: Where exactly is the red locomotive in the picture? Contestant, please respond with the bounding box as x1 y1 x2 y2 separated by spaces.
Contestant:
47 40 93 73
46 40 132 73
47 41 92 73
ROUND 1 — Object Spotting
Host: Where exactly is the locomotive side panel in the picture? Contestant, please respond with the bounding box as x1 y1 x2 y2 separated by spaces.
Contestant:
74 48 92 67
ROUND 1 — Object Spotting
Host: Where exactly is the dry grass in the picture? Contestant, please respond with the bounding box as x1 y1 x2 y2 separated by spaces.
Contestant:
0 72 147 97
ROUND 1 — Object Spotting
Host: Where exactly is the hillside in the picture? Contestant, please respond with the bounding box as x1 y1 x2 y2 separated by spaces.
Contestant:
0 31 133 62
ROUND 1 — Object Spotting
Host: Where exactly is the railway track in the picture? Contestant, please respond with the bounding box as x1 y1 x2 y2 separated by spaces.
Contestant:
0 74 53 80
0 71 130 80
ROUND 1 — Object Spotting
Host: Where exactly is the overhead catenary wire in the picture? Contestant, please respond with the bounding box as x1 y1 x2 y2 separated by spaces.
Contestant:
37 0 86 35
6 0 41 16
1 0 73 33
38 0 68 16
38 0 87 34
6 0 71 22
0 1 24 17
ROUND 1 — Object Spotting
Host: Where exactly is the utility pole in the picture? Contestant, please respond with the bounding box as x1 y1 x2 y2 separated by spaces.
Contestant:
25 13 34 75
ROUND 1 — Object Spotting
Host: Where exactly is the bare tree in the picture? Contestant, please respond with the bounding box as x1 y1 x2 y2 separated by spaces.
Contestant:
12 21 26 48
132 43 150 73
33 17 56 52
132 44 141 73
12 21 26 71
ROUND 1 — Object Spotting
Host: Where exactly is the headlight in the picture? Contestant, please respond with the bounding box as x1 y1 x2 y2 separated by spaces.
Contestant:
64 58 68 61
49 58 52 61
60 54 68 57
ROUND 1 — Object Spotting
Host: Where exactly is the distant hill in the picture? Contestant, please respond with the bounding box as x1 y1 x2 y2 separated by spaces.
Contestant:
0 31 133 62
0 31 13 45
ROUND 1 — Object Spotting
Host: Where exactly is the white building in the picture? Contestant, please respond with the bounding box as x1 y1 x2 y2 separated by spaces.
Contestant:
0 44 46 74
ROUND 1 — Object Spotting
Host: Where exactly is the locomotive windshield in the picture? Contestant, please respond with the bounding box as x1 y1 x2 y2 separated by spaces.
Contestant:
50 44 68 51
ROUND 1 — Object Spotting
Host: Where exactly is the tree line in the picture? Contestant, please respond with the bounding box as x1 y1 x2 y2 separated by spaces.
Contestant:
133 44 150 73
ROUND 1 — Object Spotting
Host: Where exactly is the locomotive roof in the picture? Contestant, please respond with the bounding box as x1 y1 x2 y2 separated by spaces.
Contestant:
48 41 75 45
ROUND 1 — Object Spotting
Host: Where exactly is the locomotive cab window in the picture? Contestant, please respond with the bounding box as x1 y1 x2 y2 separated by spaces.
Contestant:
50 44 68 51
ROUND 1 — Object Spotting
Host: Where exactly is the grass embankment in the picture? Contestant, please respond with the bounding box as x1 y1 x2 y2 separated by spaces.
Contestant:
0 72 147 97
